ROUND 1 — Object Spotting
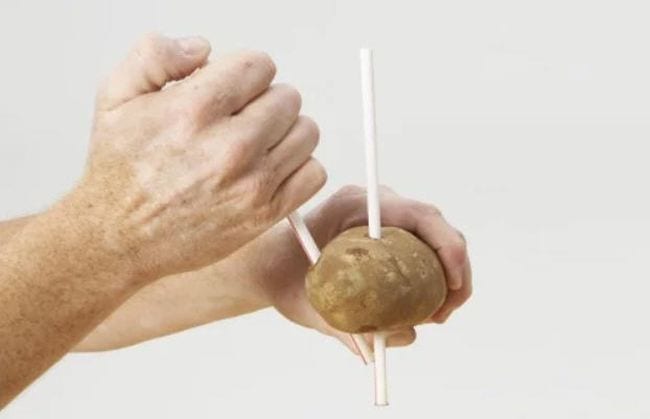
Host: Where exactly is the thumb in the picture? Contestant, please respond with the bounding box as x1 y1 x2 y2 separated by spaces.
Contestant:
96 32 211 110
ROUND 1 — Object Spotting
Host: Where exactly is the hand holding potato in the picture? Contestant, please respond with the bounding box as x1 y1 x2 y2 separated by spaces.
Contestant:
265 185 472 353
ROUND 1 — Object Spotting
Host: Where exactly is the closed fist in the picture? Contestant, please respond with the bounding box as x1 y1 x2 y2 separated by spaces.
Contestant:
74 34 326 282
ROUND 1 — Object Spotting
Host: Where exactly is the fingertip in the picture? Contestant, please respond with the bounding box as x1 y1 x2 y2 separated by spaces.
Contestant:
176 36 211 58
448 273 463 291
431 309 452 324
386 328 417 347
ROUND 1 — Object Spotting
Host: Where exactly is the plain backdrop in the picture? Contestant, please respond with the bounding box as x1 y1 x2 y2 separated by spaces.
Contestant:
1 0 649 418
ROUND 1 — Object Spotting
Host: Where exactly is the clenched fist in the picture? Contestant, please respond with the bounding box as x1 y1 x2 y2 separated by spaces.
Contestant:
71 33 326 282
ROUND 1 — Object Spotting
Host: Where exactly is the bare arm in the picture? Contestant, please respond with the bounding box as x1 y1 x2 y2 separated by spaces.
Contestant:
75 224 279 351
0 186 471 375
0 198 142 406
75 186 473 353
0 214 271 351
0 33 325 407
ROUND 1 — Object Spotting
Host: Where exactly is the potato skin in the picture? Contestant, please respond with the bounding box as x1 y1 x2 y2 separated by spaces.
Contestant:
306 226 447 333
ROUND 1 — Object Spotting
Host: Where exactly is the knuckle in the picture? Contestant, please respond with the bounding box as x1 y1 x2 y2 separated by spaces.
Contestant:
425 203 442 217
219 141 250 176
337 184 365 196
165 99 203 131
239 50 277 79
135 32 165 59
136 32 162 49
210 84 240 113
132 33 169 88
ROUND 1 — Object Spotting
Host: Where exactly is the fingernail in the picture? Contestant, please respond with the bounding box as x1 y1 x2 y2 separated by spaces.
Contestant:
177 36 210 55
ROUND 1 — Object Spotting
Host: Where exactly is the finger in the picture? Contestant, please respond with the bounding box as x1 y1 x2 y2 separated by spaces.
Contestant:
266 116 319 186
230 84 302 151
386 328 417 347
97 33 211 110
271 158 327 217
335 328 416 356
379 184 398 196
413 210 467 291
430 260 473 323
177 50 276 118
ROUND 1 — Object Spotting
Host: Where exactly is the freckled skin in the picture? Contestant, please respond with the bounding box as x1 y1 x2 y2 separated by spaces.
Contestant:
306 226 447 333
0 184 472 407
0 40 473 407
0 33 327 408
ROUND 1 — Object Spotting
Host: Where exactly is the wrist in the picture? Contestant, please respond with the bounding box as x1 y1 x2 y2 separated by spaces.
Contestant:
45 190 148 292
249 222 310 305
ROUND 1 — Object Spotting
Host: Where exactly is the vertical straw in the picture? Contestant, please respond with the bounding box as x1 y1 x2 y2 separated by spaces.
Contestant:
360 48 381 241
287 211 374 365
360 48 388 406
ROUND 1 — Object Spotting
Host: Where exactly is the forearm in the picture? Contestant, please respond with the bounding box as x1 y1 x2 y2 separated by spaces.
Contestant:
74 197 350 352
0 213 307 353
75 238 271 351
0 202 140 407
74 205 337 351
75 221 306 351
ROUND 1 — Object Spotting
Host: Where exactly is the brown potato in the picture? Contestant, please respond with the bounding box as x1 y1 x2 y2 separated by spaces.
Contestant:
306 226 447 333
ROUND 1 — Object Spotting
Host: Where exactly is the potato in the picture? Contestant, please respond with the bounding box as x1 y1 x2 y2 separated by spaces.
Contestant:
306 226 447 333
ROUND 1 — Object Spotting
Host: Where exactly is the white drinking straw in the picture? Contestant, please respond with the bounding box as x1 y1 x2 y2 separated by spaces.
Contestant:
360 48 382 241
360 47 388 406
287 211 374 365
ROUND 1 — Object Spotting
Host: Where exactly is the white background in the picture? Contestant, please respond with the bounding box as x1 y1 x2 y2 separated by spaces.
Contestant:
1 0 649 418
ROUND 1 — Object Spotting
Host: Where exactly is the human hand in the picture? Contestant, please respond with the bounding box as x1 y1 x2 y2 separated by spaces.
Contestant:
263 185 472 353
66 34 325 284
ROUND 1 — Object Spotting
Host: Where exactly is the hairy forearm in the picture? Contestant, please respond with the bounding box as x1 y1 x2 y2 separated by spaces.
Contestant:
75 239 272 351
73 206 336 352
0 203 332 355
0 214 305 353
75 222 303 351
0 202 140 407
